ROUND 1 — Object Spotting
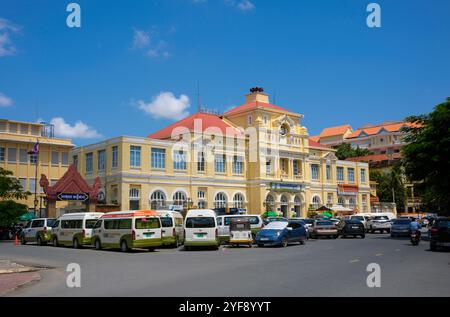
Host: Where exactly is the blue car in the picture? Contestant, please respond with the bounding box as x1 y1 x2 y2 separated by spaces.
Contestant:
256 221 307 247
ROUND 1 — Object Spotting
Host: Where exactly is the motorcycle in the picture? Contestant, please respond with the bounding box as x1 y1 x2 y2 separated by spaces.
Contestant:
410 230 421 246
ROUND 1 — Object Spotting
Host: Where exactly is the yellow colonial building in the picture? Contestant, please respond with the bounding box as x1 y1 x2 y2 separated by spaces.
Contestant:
0 119 74 215
71 88 371 217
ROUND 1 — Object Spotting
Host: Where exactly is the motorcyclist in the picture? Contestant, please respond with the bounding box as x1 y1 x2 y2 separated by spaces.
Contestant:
410 219 421 240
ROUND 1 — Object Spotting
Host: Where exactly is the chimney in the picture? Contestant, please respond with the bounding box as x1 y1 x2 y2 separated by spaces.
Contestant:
245 87 269 104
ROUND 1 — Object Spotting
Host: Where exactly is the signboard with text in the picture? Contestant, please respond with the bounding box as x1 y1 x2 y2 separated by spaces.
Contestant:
57 192 89 201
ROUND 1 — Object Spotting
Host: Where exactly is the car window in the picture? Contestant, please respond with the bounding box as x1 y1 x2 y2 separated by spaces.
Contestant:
93 220 102 229
160 217 173 228
135 218 160 229
437 220 450 228
52 220 60 228
46 219 56 227
32 220 44 228
185 217 216 228
85 219 98 229
216 217 223 226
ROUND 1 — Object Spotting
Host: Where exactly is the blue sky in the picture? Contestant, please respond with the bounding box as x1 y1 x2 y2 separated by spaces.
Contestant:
1 0 449 145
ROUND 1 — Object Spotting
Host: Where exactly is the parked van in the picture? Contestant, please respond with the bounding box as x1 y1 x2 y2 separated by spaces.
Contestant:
156 210 184 247
184 209 219 250
91 210 163 252
20 218 56 246
216 214 263 243
51 212 104 248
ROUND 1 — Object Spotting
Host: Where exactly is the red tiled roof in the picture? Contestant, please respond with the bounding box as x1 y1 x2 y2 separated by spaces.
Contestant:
346 153 402 163
347 121 416 139
147 112 243 140
224 101 292 116
319 124 352 138
309 135 321 143
308 139 330 149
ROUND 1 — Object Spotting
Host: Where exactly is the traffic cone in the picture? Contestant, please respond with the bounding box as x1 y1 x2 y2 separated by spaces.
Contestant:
14 234 19 246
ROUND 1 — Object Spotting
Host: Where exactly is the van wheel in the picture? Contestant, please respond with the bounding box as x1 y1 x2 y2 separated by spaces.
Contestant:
147 247 155 252
257 244 264 248
52 237 59 247
184 246 191 251
120 240 129 252
95 239 102 250
20 235 27 245
73 238 80 249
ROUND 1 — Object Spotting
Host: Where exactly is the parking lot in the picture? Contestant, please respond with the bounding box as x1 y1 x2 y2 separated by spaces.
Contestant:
1 232 449 297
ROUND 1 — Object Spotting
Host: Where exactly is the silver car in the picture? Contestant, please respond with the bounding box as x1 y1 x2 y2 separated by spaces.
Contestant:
368 216 392 233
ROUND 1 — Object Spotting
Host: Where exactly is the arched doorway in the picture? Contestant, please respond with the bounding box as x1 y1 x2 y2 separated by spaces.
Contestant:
265 194 275 213
214 192 228 215
280 195 289 218
294 195 302 217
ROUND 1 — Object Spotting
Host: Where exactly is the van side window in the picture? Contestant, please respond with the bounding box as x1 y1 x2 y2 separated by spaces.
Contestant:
104 219 114 229
216 217 222 226
93 220 102 229
53 220 60 228
175 218 183 227
119 219 132 230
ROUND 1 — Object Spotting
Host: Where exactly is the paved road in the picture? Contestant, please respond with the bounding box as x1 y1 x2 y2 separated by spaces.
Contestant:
1 233 449 297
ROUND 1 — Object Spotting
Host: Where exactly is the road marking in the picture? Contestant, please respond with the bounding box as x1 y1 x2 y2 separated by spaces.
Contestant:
375 253 383 257
349 259 360 263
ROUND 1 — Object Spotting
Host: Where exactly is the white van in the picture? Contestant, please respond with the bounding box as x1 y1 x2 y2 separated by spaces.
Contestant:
216 214 263 243
92 210 163 252
20 218 56 246
184 209 219 250
156 210 184 247
51 212 104 248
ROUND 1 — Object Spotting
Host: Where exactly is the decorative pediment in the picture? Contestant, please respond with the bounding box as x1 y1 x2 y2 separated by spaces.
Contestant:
273 114 296 128
40 164 101 202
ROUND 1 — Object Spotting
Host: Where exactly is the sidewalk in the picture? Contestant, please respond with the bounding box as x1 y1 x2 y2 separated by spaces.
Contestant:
0 260 40 296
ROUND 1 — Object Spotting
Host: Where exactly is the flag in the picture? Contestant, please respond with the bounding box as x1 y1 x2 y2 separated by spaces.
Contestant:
28 141 40 155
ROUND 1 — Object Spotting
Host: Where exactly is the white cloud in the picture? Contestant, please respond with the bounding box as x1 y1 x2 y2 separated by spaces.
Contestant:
132 29 150 49
0 18 20 57
131 28 171 59
237 0 255 11
0 92 13 107
137 92 190 121
50 117 102 139
224 0 255 11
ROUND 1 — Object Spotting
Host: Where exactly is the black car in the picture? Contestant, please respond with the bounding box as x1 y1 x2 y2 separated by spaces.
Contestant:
429 217 450 251
337 220 365 239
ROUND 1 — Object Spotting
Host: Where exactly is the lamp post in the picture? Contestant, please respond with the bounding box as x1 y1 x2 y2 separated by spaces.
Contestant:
28 139 40 217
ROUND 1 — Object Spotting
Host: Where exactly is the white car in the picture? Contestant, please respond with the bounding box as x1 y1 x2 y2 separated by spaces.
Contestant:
350 215 372 232
368 215 392 233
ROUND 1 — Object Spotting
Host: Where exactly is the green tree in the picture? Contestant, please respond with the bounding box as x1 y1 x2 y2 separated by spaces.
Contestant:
370 164 406 212
402 97 450 215
335 143 371 160
0 167 30 226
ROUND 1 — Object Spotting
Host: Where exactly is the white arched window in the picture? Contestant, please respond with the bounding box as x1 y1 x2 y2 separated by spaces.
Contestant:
214 192 228 209
173 191 187 206
233 193 245 209
280 195 289 205
150 190 166 209
312 196 321 210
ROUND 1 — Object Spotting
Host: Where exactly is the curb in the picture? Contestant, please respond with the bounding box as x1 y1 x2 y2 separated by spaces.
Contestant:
0 267 39 275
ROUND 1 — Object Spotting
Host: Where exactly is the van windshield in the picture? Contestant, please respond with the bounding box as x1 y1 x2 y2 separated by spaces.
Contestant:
135 218 160 229
186 217 215 228
160 217 173 227
46 219 56 227
85 219 98 229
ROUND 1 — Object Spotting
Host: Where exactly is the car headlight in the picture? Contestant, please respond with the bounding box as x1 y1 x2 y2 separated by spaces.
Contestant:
276 232 281 237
